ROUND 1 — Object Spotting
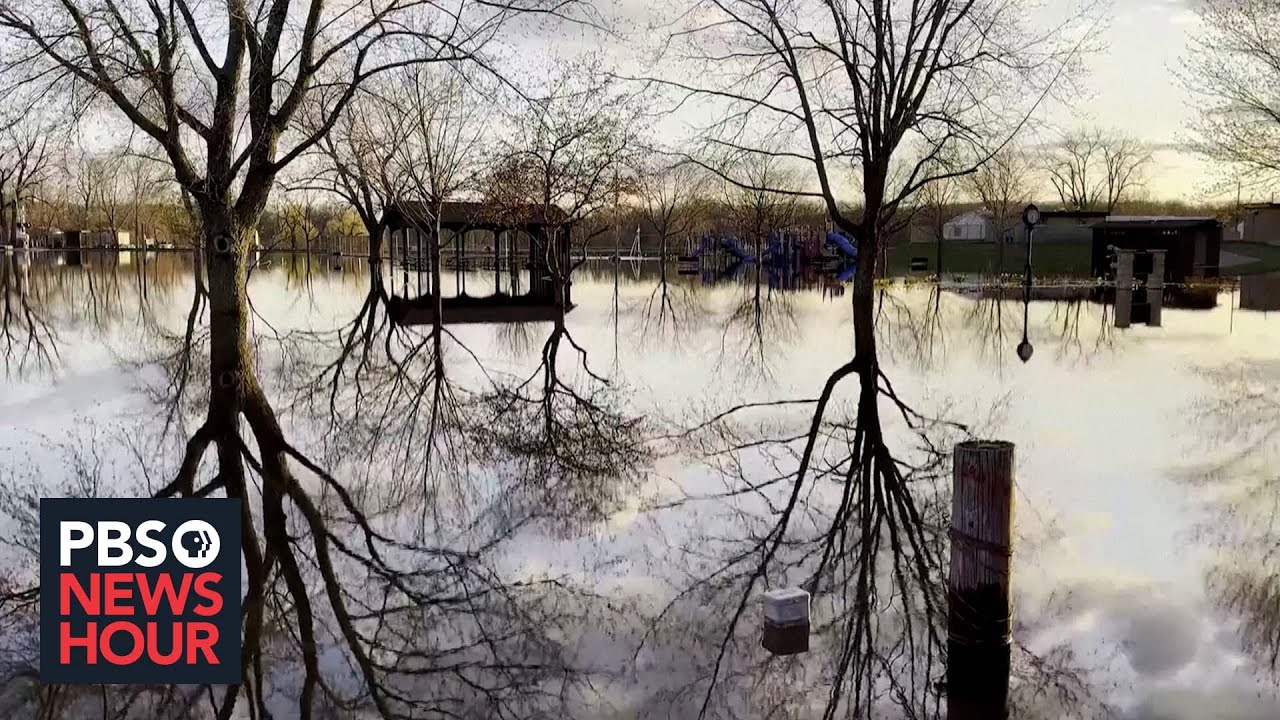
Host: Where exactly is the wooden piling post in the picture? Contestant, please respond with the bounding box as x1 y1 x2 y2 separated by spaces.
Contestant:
948 440 1014 720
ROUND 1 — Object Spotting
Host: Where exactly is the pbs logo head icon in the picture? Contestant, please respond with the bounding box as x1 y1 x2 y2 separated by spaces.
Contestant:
172 519 221 569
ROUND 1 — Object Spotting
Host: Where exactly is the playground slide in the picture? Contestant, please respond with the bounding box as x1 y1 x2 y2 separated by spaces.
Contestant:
686 234 759 262
686 235 713 259
836 262 858 283
825 230 858 259
719 236 754 262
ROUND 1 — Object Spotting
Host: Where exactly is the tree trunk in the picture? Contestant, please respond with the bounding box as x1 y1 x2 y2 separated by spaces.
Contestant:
1 184 9 244
201 210 253 449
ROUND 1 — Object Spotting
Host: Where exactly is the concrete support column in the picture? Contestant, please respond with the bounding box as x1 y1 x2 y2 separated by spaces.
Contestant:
1114 249 1135 329
1148 250 1166 327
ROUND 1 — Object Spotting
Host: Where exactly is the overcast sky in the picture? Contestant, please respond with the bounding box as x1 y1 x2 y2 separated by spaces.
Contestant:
1072 0 1220 202
583 0 1234 204
49 0 1244 205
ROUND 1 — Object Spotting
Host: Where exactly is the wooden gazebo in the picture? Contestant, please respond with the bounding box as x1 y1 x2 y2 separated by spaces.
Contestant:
381 201 574 325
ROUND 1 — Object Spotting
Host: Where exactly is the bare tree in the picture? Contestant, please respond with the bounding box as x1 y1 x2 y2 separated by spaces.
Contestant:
626 0 1094 713
634 158 709 341
638 158 710 260
915 155 962 275
300 80 410 263
484 63 643 274
721 152 800 257
94 152 129 238
120 151 171 246
0 107 56 247
394 65 488 313
967 148 1030 273
1181 1 1280 191
272 192 325 285
0 0 598 716
645 0 1089 298
1043 127 1152 212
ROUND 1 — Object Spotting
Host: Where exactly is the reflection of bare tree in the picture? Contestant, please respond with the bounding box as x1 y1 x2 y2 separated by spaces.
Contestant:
491 317 541 361
0 250 58 374
963 289 1012 370
639 285 957 717
1183 362 1280 677
474 315 650 533
1048 299 1085 358
715 265 798 384
880 285 950 372
1046 297 1114 366
636 278 1111 717
636 262 701 347
1 252 197 378
883 288 1119 372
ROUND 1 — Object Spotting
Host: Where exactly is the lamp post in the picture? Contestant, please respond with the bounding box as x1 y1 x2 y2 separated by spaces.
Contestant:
1017 204 1039 363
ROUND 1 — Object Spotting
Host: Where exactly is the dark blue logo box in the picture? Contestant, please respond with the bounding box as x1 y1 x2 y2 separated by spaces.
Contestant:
39 498 241 684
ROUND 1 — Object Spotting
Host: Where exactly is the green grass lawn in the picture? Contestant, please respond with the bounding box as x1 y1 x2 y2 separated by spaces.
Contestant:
884 240 1280 278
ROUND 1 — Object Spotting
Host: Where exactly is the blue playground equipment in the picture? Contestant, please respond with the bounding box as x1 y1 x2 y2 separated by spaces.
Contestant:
825 230 858 260
766 230 825 266
767 231 790 266
719 236 753 262
680 229 860 288
690 233 756 263
702 257 750 285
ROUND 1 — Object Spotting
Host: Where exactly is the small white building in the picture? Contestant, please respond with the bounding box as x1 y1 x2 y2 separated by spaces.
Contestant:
943 211 996 242
86 229 132 247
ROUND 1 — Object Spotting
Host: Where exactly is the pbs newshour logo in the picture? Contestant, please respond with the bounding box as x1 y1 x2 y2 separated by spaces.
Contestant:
39 499 241 684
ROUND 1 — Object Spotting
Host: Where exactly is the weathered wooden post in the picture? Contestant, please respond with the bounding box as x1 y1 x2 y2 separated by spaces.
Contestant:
1148 249 1165 327
948 440 1014 720
1113 248 1134 329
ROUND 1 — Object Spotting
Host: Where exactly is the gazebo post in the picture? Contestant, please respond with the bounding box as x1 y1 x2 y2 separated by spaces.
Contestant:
389 227 396 295
494 229 501 294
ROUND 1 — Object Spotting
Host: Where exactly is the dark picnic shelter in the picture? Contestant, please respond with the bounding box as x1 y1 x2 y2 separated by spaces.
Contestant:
381 201 575 325
1090 217 1222 283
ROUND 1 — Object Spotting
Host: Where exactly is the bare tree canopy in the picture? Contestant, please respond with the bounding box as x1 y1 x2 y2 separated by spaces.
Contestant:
641 0 1093 295
0 0 580 226
0 101 57 246
967 148 1030 236
637 158 711 257
482 63 645 266
1182 0 1280 191
721 152 800 251
1042 127 1152 212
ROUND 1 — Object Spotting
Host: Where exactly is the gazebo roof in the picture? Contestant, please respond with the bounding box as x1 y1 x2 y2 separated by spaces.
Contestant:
384 201 570 231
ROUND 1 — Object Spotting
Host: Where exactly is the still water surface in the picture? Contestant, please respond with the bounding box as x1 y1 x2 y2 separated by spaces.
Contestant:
1 252 1279 719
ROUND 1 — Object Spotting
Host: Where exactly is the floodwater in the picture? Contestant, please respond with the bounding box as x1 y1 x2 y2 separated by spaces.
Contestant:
2 250 1280 719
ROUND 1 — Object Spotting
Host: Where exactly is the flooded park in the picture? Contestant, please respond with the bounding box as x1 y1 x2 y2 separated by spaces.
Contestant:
5 0 1280 715
2 246 1279 719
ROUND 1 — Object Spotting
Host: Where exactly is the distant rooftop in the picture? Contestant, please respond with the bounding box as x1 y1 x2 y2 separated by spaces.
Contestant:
1096 216 1221 231
1105 215 1216 223
384 200 570 231
1042 210 1108 219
